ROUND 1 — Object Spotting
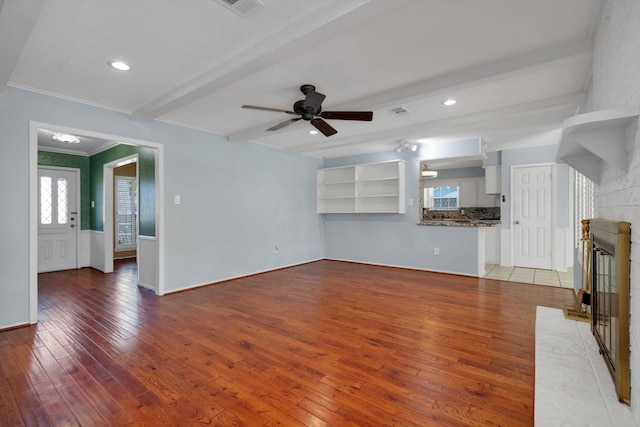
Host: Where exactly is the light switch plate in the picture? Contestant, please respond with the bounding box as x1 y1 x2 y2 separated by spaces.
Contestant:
174 195 181 205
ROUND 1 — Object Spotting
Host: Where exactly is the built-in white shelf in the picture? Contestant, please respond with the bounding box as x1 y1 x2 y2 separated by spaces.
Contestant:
557 106 639 184
317 160 406 214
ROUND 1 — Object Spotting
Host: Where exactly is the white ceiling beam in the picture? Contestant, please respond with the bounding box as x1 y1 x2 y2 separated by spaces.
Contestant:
327 39 593 111
0 0 45 91
285 92 586 154
228 39 592 143
132 0 411 121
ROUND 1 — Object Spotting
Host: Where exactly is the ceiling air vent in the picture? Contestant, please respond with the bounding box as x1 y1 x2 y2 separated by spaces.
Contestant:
388 106 411 116
216 0 264 17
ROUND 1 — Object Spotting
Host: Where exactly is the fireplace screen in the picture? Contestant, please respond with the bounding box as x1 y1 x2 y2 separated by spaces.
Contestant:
590 219 631 403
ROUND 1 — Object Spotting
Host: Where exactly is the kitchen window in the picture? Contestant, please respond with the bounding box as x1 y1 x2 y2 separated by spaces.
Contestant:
424 185 459 210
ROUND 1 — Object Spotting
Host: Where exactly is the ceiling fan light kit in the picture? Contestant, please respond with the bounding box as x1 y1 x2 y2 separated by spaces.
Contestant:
421 165 438 179
242 85 373 137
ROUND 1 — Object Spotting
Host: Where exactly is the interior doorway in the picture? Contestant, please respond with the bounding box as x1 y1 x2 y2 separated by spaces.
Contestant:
102 153 157 292
114 161 138 262
103 154 139 276
29 121 165 324
512 164 553 270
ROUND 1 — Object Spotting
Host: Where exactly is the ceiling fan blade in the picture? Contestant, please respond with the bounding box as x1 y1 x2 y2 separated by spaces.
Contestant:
320 111 373 121
310 118 337 137
242 105 297 115
303 91 326 112
266 118 301 131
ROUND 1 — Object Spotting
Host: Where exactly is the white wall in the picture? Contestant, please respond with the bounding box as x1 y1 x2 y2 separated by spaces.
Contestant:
322 145 572 276
323 151 483 276
590 1 640 423
0 86 324 328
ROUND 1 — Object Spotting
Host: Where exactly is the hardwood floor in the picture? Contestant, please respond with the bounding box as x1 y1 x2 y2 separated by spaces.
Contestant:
1 260 575 426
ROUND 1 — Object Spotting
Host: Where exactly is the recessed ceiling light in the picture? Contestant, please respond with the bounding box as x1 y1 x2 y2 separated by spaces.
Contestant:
442 99 457 106
309 130 319 135
109 61 131 71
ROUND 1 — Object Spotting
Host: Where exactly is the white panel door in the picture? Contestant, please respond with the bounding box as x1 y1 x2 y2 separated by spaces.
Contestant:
38 168 78 272
513 165 552 269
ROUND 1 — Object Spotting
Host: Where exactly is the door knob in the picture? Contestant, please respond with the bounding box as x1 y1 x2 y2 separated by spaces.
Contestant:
514 220 520 224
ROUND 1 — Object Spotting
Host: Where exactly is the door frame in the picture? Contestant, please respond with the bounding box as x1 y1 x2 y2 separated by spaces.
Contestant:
509 162 556 270
29 121 166 324
103 154 138 274
37 165 81 272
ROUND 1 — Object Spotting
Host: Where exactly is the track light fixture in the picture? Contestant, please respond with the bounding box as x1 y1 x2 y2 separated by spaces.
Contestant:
393 139 417 153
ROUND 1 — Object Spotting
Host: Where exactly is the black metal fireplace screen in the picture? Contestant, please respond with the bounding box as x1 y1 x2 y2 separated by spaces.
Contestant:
590 218 631 403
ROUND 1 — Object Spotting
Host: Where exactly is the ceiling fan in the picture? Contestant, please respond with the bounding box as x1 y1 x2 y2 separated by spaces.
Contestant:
242 84 373 137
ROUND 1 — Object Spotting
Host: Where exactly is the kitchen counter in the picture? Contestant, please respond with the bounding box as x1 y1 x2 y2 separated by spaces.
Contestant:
418 219 500 227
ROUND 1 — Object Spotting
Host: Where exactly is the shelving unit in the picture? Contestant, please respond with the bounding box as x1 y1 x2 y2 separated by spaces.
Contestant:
317 160 406 213
557 106 639 184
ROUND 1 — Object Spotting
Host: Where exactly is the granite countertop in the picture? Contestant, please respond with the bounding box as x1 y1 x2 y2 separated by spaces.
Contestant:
418 219 500 227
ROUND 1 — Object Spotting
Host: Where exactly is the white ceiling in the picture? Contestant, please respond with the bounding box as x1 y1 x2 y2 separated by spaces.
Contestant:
2 0 600 159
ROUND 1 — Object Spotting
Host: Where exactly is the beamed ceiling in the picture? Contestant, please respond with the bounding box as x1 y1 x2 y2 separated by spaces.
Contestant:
1 0 599 159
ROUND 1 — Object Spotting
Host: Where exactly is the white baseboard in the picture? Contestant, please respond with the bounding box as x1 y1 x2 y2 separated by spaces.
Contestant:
0 320 31 331
137 282 156 292
165 258 324 294
324 258 479 278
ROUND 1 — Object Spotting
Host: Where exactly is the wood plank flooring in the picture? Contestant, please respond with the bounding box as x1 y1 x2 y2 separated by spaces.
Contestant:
1 260 575 426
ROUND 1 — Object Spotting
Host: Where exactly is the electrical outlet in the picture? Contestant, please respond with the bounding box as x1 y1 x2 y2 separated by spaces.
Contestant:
408 198 413 206
434 247 440 255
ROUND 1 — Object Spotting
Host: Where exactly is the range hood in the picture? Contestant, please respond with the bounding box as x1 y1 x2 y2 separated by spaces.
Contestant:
418 137 487 163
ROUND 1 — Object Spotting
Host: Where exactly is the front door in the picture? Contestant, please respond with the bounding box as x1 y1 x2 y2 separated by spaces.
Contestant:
513 165 553 269
38 167 78 272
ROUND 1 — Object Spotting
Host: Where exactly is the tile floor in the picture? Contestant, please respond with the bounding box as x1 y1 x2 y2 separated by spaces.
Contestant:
484 264 574 288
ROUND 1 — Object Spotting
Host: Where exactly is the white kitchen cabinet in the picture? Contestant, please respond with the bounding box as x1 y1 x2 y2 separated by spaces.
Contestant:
425 176 497 208
458 179 477 207
484 165 501 194
317 160 406 213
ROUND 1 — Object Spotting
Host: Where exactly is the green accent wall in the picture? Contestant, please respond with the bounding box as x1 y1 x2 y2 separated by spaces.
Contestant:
38 151 91 230
90 145 156 236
